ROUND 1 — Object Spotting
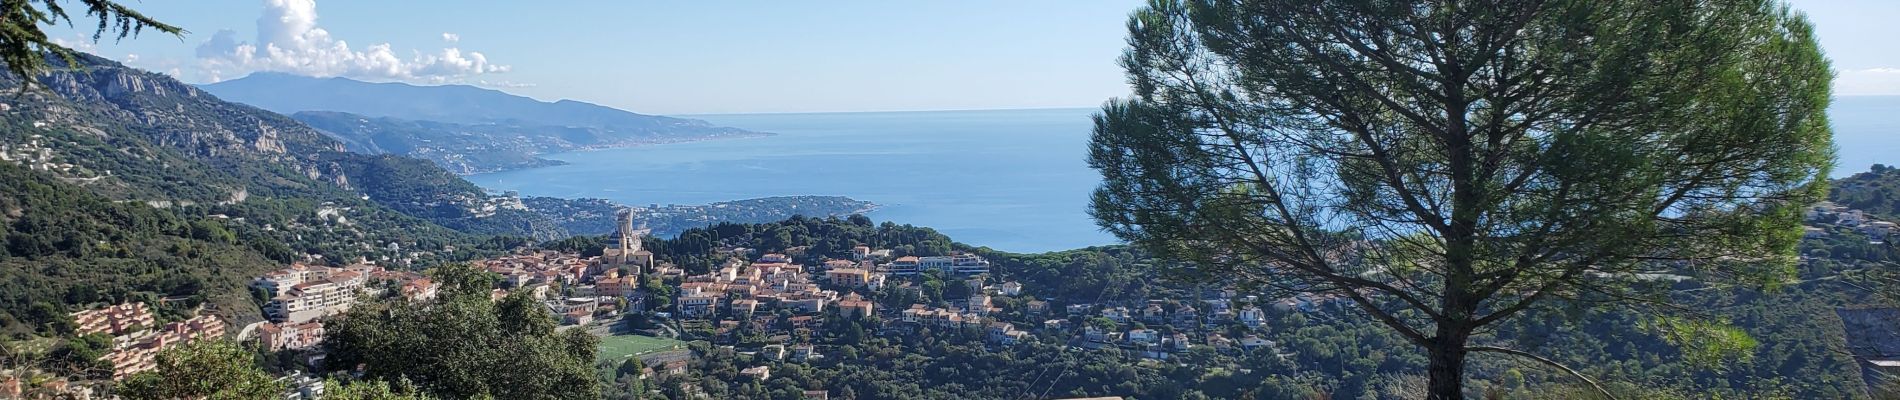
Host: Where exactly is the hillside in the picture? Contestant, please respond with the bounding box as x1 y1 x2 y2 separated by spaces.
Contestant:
201 73 770 173
0 52 571 333
522 195 878 237
1832 164 1900 221
3 53 565 241
0 162 278 334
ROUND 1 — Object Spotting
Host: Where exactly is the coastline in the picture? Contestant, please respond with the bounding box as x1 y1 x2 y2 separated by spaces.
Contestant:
452 131 778 176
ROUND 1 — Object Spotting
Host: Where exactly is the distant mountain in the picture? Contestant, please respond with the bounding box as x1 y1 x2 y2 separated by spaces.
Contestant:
200 73 769 173
290 111 570 174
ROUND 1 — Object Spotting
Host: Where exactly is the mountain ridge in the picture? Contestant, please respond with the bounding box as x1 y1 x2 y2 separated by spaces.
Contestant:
200 72 771 173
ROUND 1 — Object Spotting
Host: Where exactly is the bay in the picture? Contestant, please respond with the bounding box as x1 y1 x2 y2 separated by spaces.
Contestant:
467 108 1118 253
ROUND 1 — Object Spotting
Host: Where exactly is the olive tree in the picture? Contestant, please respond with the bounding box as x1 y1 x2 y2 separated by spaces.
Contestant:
1088 0 1832 398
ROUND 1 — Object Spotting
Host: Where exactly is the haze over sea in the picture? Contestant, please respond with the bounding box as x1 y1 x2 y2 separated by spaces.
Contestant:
468 97 1899 253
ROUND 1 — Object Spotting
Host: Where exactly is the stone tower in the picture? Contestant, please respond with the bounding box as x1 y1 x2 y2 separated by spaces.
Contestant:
602 208 653 273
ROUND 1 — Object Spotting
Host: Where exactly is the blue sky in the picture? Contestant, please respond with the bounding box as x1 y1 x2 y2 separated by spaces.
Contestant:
49 0 1900 115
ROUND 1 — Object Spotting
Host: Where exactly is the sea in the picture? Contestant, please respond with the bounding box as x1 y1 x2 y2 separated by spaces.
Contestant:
468 108 1116 253
467 97 1900 254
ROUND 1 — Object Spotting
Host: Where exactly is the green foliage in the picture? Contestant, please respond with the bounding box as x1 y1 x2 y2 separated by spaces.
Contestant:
118 340 285 400
0 0 182 89
324 263 599 399
0 163 278 335
644 215 954 274
324 378 436 400
1833 165 1900 221
1090 0 1834 397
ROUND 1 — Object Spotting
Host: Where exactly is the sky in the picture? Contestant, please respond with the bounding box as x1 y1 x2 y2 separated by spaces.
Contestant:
47 0 1900 115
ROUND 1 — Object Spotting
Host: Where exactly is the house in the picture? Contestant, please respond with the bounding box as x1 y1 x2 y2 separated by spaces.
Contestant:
1238 306 1267 328
740 366 772 380
1241 335 1274 351
792 345 817 362
731 299 760 317
804 390 831 400
1866 221 1899 238
823 260 857 270
1043 319 1070 331
986 322 1030 345
71 302 155 336
760 344 787 361
785 297 829 314
887 256 922 275
999 281 1023 296
967 294 994 315
597 276 637 298
679 294 720 317
258 321 326 352
919 253 992 274
1084 326 1113 344
836 293 875 318
1026 300 1049 314
564 309 594 325
826 268 871 288
1126 329 1161 345
1141 304 1167 323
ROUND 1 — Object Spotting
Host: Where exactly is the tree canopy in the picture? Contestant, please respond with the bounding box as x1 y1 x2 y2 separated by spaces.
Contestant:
323 262 600 400
118 340 284 400
1088 0 1833 398
0 0 182 87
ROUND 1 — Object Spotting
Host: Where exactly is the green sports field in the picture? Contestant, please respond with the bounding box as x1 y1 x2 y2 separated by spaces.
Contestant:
596 334 686 362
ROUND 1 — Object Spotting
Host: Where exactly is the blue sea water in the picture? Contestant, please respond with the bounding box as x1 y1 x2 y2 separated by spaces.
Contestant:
468 97 1900 254
467 108 1118 253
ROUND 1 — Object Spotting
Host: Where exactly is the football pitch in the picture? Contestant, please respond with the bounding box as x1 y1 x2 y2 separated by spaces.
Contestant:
597 334 686 362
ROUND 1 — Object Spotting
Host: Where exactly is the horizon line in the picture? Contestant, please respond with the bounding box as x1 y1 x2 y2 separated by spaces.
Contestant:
673 105 1104 118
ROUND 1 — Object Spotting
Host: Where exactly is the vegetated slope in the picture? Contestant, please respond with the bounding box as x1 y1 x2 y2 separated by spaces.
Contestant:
0 162 278 334
1 52 564 243
1832 164 1900 221
0 52 573 333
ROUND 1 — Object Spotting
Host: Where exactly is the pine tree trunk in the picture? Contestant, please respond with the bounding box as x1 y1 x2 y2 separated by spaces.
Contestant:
1426 329 1471 399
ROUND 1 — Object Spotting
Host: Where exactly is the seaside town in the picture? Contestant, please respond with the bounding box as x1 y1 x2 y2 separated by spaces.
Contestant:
0 208 1370 399
10 197 1895 399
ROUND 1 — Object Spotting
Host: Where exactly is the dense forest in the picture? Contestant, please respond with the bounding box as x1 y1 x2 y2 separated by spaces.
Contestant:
0 163 276 335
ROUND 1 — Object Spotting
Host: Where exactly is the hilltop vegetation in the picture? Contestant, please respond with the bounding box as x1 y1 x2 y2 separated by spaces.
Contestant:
0 162 277 335
1833 164 1900 221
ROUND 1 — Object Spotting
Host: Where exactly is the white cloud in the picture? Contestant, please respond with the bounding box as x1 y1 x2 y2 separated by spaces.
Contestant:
50 36 97 52
1836 67 1900 96
195 0 509 83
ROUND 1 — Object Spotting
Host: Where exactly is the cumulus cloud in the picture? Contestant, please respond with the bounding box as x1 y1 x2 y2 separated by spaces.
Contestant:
1836 67 1900 96
195 0 508 83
